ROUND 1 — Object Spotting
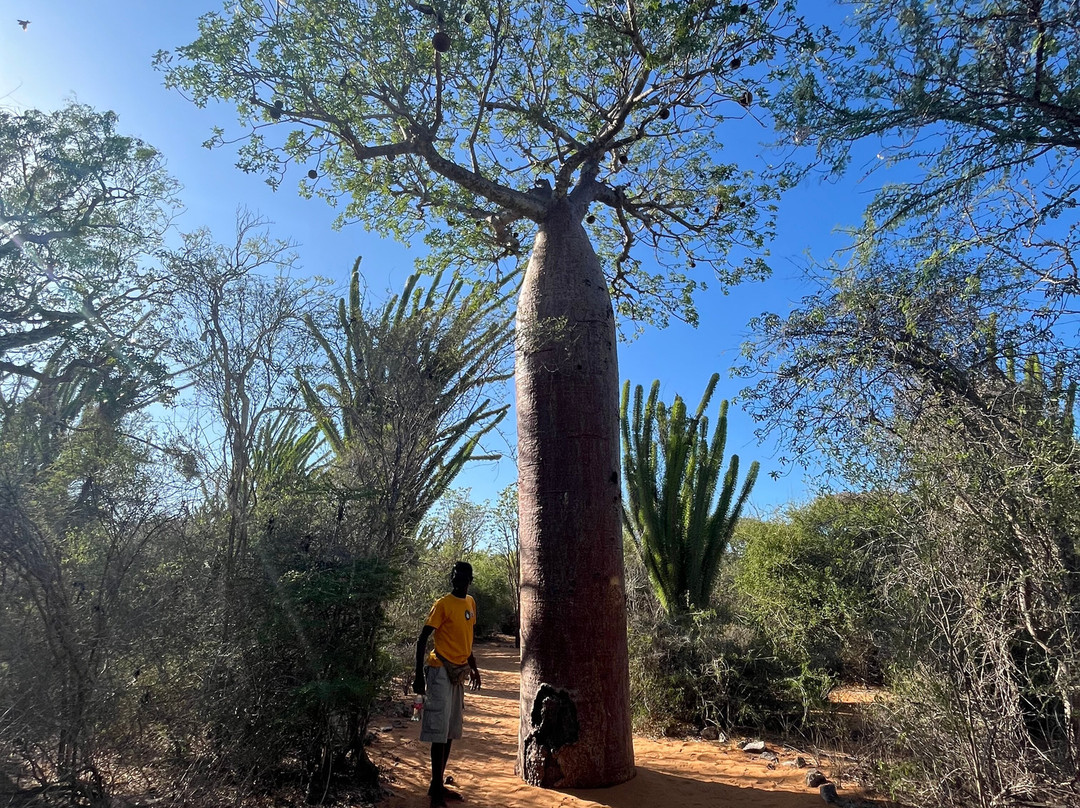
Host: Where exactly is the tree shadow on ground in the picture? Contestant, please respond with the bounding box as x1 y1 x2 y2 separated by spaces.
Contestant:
561 766 828 808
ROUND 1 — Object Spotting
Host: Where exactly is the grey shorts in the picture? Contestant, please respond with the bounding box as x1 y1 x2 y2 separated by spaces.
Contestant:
419 665 465 744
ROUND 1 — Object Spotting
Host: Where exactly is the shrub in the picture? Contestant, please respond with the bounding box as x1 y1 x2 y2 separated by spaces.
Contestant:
627 598 811 735
732 495 896 684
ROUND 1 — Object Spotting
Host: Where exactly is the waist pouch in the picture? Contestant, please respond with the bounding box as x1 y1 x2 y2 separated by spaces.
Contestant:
435 650 471 686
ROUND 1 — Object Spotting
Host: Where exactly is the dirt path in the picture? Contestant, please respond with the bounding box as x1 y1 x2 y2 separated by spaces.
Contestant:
368 640 877 808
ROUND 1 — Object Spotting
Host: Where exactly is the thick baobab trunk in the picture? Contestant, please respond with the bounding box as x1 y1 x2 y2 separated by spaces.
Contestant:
515 197 635 788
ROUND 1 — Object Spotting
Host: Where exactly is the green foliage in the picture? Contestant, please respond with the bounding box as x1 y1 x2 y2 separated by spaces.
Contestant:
250 411 328 497
738 239 1072 474
487 483 520 639
468 551 516 638
621 373 759 614
158 0 802 325
772 0 1079 278
0 403 175 803
298 262 513 560
202 479 399 798
732 495 896 683
391 489 515 642
740 244 1080 803
0 106 191 801
0 104 178 408
0 101 523 804
274 558 397 713
626 604 808 734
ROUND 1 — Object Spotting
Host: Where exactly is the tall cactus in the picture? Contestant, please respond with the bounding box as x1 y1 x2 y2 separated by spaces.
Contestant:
621 373 759 615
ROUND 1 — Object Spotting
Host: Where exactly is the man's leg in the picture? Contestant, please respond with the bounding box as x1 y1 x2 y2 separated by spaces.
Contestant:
425 673 466 805
429 741 463 803
440 742 463 800
429 741 447 795
429 742 447 806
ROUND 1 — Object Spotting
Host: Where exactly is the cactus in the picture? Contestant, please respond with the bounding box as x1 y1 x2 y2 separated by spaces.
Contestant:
621 373 759 615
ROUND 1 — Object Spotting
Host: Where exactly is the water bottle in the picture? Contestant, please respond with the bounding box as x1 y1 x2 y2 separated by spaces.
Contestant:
410 693 424 722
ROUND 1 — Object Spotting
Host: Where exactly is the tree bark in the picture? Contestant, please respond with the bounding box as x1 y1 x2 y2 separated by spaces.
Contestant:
515 197 635 788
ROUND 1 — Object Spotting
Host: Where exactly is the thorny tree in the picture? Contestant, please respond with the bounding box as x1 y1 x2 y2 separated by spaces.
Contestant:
771 0 1080 335
740 247 1080 806
160 0 804 786
0 104 178 418
0 105 180 804
164 210 320 584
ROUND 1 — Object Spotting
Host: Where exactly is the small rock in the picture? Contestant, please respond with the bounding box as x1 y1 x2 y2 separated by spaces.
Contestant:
379 725 393 732
795 755 808 768
819 783 839 803
805 769 828 788
759 751 779 762
700 726 720 741
741 739 766 752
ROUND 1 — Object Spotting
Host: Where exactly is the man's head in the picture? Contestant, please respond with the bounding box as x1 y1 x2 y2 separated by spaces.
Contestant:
450 561 473 594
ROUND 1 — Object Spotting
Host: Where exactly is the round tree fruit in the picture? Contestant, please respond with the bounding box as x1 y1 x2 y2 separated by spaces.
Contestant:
308 169 318 179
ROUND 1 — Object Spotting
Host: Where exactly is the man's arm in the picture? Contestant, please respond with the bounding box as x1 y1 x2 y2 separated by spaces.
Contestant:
467 653 481 690
467 595 481 690
414 624 435 694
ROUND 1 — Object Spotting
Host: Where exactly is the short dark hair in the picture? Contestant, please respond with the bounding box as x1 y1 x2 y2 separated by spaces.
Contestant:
452 561 473 580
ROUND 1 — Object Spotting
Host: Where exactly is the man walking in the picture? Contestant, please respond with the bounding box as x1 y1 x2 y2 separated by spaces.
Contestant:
414 561 482 807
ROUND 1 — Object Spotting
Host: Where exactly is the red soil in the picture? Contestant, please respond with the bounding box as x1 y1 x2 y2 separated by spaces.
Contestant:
368 640 879 808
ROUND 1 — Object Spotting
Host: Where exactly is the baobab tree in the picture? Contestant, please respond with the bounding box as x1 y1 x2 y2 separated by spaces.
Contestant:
160 0 800 787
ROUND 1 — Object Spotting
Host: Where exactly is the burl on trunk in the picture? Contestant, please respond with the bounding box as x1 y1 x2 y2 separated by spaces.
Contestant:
515 198 636 788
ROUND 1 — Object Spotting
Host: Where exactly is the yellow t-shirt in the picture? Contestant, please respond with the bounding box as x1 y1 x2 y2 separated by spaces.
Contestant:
425 593 476 667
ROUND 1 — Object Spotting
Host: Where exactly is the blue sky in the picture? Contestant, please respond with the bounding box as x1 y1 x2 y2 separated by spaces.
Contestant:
1 0 875 514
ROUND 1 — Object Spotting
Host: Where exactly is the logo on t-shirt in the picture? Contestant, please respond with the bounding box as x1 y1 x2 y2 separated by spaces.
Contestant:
465 610 473 621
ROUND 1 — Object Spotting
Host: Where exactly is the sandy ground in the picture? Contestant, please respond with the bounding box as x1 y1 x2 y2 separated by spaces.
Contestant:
367 640 885 808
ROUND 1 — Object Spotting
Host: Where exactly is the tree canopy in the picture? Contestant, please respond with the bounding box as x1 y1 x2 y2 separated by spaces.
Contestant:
158 0 803 326
771 0 1079 317
743 0 1080 472
0 104 179 419
738 3 1080 800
